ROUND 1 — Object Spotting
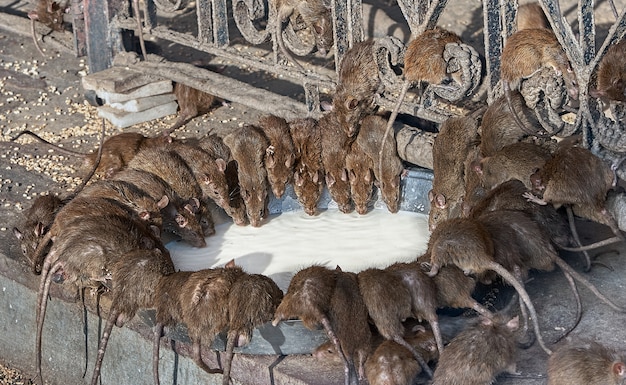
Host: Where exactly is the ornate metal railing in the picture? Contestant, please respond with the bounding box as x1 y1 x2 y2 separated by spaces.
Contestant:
79 0 626 175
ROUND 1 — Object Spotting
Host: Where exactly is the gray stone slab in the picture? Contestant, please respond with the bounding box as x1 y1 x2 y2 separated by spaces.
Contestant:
109 93 177 112
95 80 174 104
97 101 178 128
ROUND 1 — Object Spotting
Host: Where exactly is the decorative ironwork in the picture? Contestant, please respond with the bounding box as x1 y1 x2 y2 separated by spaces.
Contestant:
91 0 625 169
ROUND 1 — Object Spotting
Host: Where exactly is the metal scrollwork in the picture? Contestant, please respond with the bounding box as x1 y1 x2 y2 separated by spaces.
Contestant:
431 42 481 102
233 0 270 44
593 103 626 154
152 0 186 13
519 67 573 136
282 22 316 56
374 36 405 91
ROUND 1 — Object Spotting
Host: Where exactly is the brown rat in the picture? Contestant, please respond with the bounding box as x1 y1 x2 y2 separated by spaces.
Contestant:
384 28 463 138
356 114 405 213
365 325 438 385
467 179 571 249
223 125 271 227
500 28 578 135
125 146 213 239
167 140 231 214
153 270 194 385
526 144 624 247
256 115 297 199
547 339 626 385
466 178 592 274
16 123 107 273
384 261 444 354
112 168 208 247
165 83 222 134
423 216 552 354
345 141 375 215
429 115 480 230
332 39 382 138
11 130 172 179
319 111 354 213
275 266 374 384
516 2 550 31
222 272 283 385
78 179 167 229
179 262 245 374
13 194 65 273
415 258 493 318
478 92 544 157
289 117 324 215
28 0 66 56
193 134 247 225
357 268 434 378
35 213 166 385
473 141 551 191
431 314 519 385
475 209 580 341
89 247 174 385
273 266 348 366
29 192 163 280
591 39 626 103
329 269 372 385
273 0 333 69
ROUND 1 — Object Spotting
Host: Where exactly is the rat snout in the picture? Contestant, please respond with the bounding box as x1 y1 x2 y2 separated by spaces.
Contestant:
273 185 285 199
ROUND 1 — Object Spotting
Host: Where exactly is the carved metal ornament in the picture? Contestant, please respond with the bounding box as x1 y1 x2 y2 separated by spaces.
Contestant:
109 0 624 168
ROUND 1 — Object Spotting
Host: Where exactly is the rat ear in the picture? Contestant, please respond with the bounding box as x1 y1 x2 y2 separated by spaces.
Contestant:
335 265 342 271
34 222 46 237
266 146 276 168
472 159 483 175
175 214 188 227
184 203 196 215
294 171 304 187
13 227 23 240
428 189 434 202
326 172 336 187
364 169 372 183
341 168 348 182
312 21 323 35
321 100 333 111
435 193 447 209
612 362 626 377
506 316 520 331
215 158 227 173
345 97 358 111
157 195 169 209
225 259 237 268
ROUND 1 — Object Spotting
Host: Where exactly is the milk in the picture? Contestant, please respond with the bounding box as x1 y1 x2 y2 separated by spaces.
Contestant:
166 209 431 292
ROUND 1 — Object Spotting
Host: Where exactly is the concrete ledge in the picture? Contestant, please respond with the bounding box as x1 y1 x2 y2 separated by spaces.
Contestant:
0 254 348 385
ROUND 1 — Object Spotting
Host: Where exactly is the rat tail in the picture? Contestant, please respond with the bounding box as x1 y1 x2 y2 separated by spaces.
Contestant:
554 257 626 313
552 269 582 343
486 261 552 355
11 129 87 156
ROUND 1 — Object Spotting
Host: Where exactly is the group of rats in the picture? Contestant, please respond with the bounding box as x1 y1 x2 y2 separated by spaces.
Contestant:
15 1 626 384
10 73 406 384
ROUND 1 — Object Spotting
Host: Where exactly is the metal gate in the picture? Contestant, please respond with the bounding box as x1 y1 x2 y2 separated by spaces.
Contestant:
76 0 626 175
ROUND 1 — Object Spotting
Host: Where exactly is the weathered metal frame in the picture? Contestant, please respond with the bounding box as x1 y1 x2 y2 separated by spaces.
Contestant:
80 0 626 172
